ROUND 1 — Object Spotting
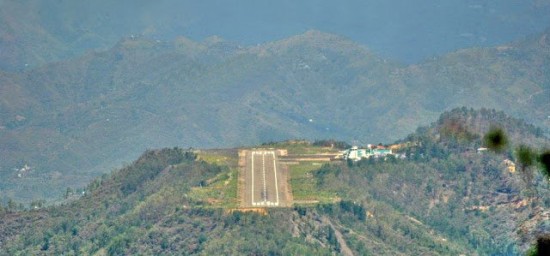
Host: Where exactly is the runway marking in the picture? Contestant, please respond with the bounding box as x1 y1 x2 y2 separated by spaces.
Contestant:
250 150 280 207
273 151 279 206
251 151 254 204
262 152 267 202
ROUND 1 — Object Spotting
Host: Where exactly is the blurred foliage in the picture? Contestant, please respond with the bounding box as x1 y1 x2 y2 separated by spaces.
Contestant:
539 150 550 177
516 145 536 170
526 235 550 256
484 128 509 153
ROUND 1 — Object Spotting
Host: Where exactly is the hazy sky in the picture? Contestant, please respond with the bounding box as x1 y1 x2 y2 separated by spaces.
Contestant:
154 0 550 62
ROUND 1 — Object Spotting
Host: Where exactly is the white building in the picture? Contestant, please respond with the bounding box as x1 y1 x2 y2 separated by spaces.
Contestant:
342 146 393 161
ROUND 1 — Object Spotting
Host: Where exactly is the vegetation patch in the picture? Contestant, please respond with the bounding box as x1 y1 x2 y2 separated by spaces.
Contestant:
197 150 237 167
262 140 342 155
289 162 338 204
188 168 239 208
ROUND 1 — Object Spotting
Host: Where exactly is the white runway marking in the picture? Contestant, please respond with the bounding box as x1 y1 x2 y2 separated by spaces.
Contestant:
273 151 279 206
250 150 279 207
251 151 254 204
262 152 267 202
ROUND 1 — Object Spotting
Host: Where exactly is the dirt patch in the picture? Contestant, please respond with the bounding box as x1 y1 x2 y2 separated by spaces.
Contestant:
237 149 247 207
226 208 268 215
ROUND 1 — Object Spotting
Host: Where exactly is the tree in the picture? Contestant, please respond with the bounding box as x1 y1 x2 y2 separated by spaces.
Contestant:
65 187 74 199
516 145 537 187
7 198 17 211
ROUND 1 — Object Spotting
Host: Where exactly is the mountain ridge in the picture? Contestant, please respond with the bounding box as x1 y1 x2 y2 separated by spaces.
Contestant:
3 0 550 70
1 29 549 203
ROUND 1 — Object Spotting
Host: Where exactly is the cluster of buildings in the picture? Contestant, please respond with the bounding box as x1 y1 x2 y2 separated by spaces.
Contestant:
342 145 394 161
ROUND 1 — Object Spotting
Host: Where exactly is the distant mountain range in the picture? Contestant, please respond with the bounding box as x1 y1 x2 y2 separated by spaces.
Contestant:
3 0 550 70
1 27 549 202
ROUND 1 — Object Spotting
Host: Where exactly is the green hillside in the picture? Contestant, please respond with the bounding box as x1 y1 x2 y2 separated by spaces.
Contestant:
1 29 550 203
0 147 469 255
1 109 549 255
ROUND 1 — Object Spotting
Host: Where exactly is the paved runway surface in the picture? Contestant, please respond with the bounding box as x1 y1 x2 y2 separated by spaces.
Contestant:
241 150 290 207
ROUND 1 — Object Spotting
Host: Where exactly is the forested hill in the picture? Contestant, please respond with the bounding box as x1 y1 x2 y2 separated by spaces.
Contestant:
408 107 548 152
3 147 462 255
1 28 549 203
0 109 548 255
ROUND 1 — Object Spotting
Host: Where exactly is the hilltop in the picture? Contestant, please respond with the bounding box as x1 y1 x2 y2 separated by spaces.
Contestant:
1 109 549 255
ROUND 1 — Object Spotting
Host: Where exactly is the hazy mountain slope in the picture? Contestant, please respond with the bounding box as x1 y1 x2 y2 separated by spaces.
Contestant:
400 28 550 131
0 31 401 202
2 0 550 71
0 0 163 71
1 29 550 203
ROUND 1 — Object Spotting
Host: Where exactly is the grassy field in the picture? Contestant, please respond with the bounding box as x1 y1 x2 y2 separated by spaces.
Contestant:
197 150 238 167
289 162 338 204
262 140 342 155
188 168 239 208
191 145 341 208
189 150 239 208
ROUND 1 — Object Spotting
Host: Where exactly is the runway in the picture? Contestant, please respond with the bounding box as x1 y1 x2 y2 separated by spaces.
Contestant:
240 150 290 207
